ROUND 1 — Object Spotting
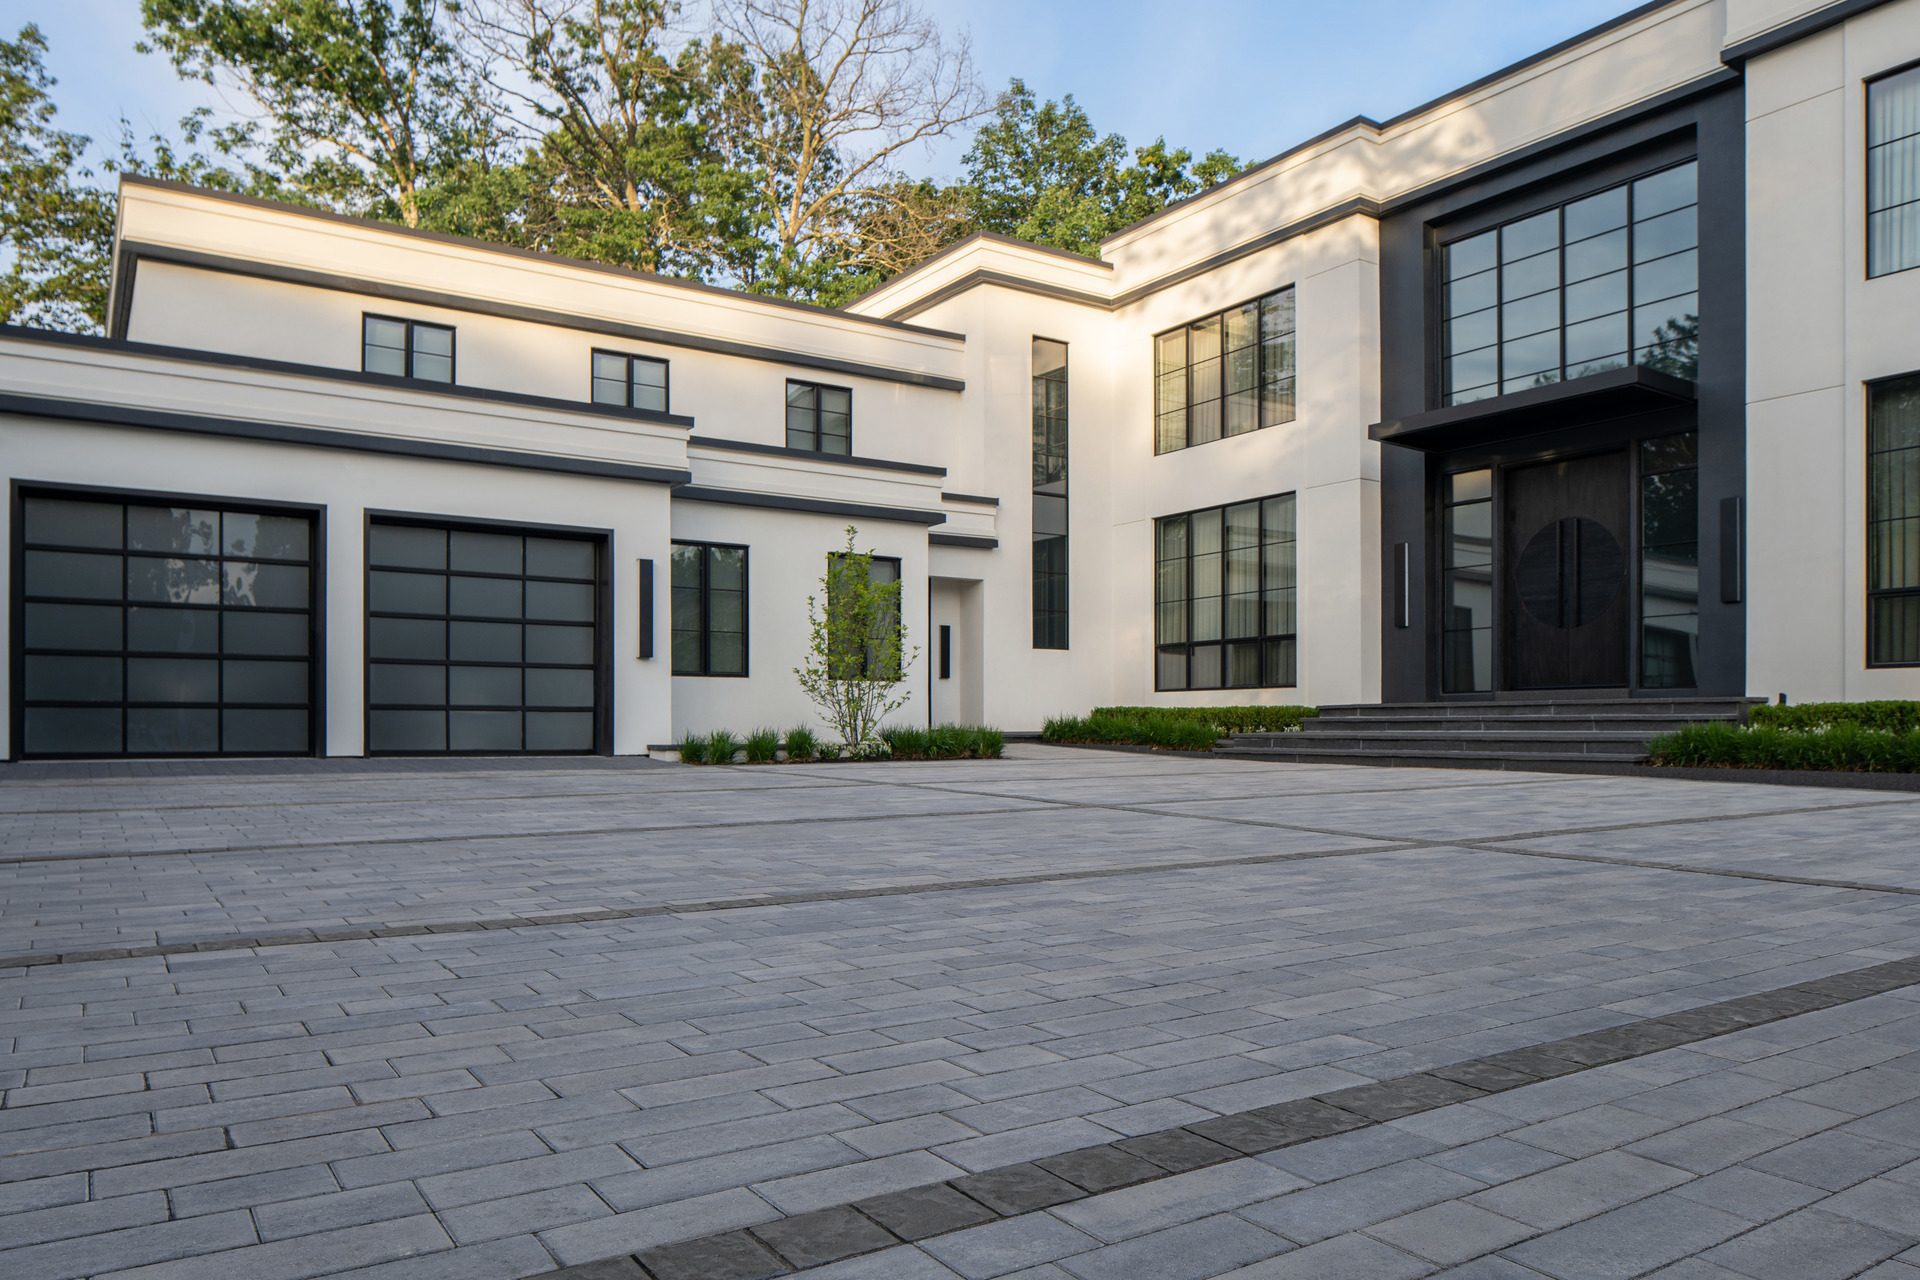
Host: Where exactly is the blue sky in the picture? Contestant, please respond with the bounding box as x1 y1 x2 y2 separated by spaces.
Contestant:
22 0 1635 179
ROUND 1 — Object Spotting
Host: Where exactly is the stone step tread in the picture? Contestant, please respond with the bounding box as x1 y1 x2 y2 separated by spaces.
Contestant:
1214 746 1650 768
1295 716 1707 731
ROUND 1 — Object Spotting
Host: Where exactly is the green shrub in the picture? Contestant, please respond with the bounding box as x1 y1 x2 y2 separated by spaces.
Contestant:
972 726 1005 758
817 740 844 761
1648 721 1920 772
785 725 819 762
677 733 709 765
882 725 934 759
743 727 780 764
1043 710 1224 751
879 723 1006 760
706 728 740 764
1750 701 1920 734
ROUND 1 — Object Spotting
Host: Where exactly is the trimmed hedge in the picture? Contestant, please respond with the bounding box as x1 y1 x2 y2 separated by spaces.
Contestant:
880 724 1006 761
1749 701 1920 734
680 724 1003 764
1042 705 1316 751
1647 721 1920 772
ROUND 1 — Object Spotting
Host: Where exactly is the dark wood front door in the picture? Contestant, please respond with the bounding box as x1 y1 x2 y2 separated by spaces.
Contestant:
1504 452 1631 690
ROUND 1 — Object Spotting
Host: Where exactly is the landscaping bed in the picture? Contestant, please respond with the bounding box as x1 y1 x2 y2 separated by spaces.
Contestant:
1041 705 1317 751
678 724 1004 764
1647 701 1920 773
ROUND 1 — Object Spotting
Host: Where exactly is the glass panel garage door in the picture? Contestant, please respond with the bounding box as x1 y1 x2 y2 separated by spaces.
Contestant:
366 522 603 754
16 493 315 758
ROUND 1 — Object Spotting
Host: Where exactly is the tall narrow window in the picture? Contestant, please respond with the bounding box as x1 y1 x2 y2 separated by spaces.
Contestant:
669 542 747 677
591 351 669 412
1441 470 1494 693
1153 289 1295 454
1869 375 1920 665
827 554 902 679
1154 495 1296 689
786 380 852 455
1640 433 1700 688
1032 338 1069 649
1870 65 1920 278
362 315 454 383
1442 160 1698 405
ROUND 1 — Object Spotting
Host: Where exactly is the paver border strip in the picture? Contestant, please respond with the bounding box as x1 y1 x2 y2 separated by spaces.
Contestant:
520 953 1920 1279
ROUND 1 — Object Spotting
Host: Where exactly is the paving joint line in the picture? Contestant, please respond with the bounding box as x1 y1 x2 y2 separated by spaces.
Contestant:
1466 840 1920 897
0 839 1437 969
519 954 1920 1280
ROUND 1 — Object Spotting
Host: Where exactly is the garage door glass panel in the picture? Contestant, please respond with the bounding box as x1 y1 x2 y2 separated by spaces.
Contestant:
16 493 315 757
365 520 603 754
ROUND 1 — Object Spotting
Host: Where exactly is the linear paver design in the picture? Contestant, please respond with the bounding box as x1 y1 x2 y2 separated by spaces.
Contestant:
6 746 1920 1279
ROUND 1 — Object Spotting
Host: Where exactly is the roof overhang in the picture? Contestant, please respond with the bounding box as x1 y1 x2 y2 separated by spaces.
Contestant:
1369 365 1697 453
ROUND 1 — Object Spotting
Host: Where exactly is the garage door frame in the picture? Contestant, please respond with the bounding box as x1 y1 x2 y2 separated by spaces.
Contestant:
361 508 615 757
9 479 327 761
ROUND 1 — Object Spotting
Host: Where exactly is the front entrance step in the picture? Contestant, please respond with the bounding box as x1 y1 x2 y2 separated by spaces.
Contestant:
1220 696 1759 771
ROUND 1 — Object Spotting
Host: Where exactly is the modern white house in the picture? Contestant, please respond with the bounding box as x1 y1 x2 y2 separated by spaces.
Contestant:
2 0 1917 760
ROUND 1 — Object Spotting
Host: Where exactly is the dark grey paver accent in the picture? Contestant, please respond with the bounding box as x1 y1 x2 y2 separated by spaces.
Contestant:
519 951 1920 1280
0 840 1416 969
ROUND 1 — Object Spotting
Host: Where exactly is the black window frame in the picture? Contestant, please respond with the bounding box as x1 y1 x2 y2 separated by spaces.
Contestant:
362 511 611 756
1868 372 1920 667
1437 157 1700 407
362 313 456 384
591 348 671 413
1868 59 1920 280
10 480 325 760
827 552 903 680
786 379 854 455
1032 336 1070 650
670 540 749 678
1153 493 1298 691
1153 286 1297 455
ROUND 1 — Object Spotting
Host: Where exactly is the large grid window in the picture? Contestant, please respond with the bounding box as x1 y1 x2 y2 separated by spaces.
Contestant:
362 315 454 383
591 351 669 412
1155 494 1297 690
366 522 601 754
1870 375 1920 665
786 380 852 455
1443 160 1699 406
1154 288 1295 454
1871 65 1920 278
1033 337 1069 649
16 494 313 757
670 542 747 676
1441 470 1494 694
1641 432 1700 688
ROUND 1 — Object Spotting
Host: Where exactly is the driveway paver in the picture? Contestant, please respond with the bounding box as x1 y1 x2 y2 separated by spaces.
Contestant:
3 746 1920 1278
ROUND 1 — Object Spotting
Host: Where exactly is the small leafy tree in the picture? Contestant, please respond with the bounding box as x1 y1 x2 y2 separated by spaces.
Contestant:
796 526 917 752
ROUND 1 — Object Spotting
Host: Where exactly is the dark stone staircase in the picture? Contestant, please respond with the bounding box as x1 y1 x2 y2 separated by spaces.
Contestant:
1216 697 1758 770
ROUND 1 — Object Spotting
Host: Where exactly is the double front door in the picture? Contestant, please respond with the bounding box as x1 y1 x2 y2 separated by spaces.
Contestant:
1502 451 1631 690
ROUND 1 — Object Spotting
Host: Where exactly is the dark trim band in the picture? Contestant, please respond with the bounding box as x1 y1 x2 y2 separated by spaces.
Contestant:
1722 0 1899 63
929 532 998 549
672 485 946 526
116 242 968 394
0 322 696 429
0 393 693 485
940 492 1000 507
693 435 946 477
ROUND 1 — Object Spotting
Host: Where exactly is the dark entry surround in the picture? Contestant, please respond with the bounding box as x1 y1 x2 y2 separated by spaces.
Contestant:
1375 80 1746 701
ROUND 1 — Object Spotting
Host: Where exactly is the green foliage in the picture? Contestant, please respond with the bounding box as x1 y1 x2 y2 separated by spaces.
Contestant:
1042 705 1315 751
743 727 780 763
1749 701 1920 734
706 728 740 764
784 725 818 762
795 526 917 751
677 732 709 765
880 723 1004 760
962 78 1241 257
1647 721 1920 772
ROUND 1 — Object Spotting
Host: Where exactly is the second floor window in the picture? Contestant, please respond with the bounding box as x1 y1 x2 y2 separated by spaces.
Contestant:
1870 65 1920 278
670 542 747 676
787 380 852 455
1442 160 1699 406
1155 288 1296 455
592 351 669 412
363 315 453 383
